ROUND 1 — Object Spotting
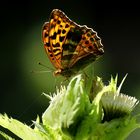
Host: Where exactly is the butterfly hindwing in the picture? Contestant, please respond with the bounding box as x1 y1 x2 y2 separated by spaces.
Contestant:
69 26 104 68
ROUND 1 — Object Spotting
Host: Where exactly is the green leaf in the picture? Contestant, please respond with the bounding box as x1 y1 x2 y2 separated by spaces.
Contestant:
0 114 48 140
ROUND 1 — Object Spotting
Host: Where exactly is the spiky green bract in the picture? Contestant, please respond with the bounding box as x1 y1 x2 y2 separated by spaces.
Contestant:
101 75 139 121
42 74 90 131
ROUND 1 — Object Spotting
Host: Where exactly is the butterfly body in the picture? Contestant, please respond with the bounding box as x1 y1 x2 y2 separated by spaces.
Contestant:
42 9 104 77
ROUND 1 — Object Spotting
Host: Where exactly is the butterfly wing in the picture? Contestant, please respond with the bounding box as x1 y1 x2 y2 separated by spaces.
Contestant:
42 9 104 76
42 22 60 69
42 9 75 70
68 26 104 68
52 10 104 69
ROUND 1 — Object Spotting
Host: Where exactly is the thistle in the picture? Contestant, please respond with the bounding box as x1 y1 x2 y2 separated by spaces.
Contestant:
0 74 140 140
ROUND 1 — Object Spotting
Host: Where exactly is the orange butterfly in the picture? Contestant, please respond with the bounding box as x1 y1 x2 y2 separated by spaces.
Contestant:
42 9 104 77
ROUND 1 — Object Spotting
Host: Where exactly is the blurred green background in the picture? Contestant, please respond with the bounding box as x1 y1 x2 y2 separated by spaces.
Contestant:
0 0 140 139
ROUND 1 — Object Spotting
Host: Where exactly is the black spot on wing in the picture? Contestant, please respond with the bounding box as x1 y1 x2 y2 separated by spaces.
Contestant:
62 29 66 34
66 28 82 44
58 29 61 34
44 33 48 37
51 32 57 39
65 24 69 28
88 46 92 50
85 41 89 44
57 20 61 24
59 36 65 42
55 42 60 47
50 54 53 57
82 37 86 40
52 42 60 47
90 38 94 42
53 19 57 22
45 42 50 47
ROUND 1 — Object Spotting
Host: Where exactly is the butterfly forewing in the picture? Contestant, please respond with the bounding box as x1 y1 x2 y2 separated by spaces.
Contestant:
49 10 75 68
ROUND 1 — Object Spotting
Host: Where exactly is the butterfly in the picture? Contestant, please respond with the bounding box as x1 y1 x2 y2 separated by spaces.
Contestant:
42 9 104 77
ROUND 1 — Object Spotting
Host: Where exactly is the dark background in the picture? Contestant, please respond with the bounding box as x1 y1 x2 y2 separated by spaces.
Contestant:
0 0 140 139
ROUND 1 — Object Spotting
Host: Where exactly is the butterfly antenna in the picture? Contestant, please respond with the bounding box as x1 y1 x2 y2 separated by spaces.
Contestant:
31 70 52 74
38 62 54 71
30 62 55 74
